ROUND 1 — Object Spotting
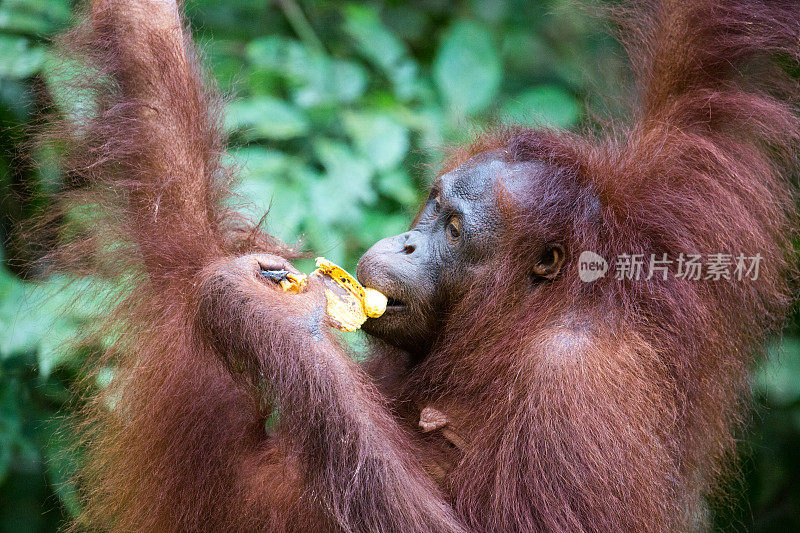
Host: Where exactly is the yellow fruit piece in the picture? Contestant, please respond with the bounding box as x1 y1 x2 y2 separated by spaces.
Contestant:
314 258 365 299
279 272 307 293
363 288 388 318
312 257 386 331
322 288 367 332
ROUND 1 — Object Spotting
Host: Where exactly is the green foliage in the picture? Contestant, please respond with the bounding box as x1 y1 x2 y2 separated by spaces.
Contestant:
502 85 582 128
0 0 797 530
710 340 800 531
434 20 501 115
225 97 310 140
0 269 92 531
0 36 45 79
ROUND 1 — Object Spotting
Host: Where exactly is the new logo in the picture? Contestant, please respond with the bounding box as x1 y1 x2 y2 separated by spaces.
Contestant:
578 251 608 282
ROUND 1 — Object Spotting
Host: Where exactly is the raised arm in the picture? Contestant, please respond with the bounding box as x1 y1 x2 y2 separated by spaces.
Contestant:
53 1 462 531
63 0 233 287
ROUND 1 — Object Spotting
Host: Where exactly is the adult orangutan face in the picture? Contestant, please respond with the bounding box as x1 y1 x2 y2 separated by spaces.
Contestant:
357 152 563 354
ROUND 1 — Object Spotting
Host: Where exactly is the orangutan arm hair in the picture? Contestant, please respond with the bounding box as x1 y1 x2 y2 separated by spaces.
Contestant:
63 2 464 531
462 1 800 530
68 0 233 288
197 260 465 532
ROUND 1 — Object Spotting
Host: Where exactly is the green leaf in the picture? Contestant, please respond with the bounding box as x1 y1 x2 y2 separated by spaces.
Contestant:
0 77 32 120
343 112 409 171
230 147 293 178
471 0 509 23
502 85 582 129
247 37 318 85
42 420 81 517
289 55 367 107
433 21 501 115
245 36 286 70
343 5 404 72
0 36 44 78
0 8 49 34
0 269 39 359
302 215 346 266
355 211 409 248
311 139 375 226
330 59 367 104
42 54 98 128
224 97 309 140
0 271 107 374
246 37 366 106
377 169 417 206
36 318 77 380
755 338 800 405
342 4 417 101
93 367 114 390
0 0 70 35
264 406 280 432
387 58 420 101
202 38 249 90
229 148 309 241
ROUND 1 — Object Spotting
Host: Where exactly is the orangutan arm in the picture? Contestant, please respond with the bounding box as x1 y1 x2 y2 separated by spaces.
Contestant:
64 1 463 530
195 253 464 532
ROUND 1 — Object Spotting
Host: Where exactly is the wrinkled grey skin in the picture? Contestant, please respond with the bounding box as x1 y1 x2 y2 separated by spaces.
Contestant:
357 152 544 354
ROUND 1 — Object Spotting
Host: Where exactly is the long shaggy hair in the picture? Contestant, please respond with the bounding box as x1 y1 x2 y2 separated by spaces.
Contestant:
38 0 800 531
419 2 800 530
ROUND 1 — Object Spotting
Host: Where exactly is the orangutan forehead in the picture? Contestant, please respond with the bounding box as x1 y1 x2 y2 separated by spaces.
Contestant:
435 153 548 203
436 158 505 202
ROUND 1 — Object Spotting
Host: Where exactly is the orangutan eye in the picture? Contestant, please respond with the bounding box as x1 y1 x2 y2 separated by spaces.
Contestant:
447 218 461 240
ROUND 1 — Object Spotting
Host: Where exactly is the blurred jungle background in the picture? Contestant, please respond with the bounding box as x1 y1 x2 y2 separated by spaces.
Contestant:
0 0 798 531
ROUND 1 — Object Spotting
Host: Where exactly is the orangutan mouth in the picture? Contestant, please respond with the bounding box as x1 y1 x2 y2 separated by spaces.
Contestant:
385 297 406 311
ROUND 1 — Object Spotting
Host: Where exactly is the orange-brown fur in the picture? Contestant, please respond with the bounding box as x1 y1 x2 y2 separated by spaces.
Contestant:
43 0 800 531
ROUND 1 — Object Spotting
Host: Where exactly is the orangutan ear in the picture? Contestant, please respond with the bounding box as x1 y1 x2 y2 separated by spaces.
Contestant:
532 244 565 280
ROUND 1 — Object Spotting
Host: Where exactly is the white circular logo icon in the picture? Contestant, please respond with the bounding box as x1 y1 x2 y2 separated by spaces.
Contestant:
578 251 608 282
